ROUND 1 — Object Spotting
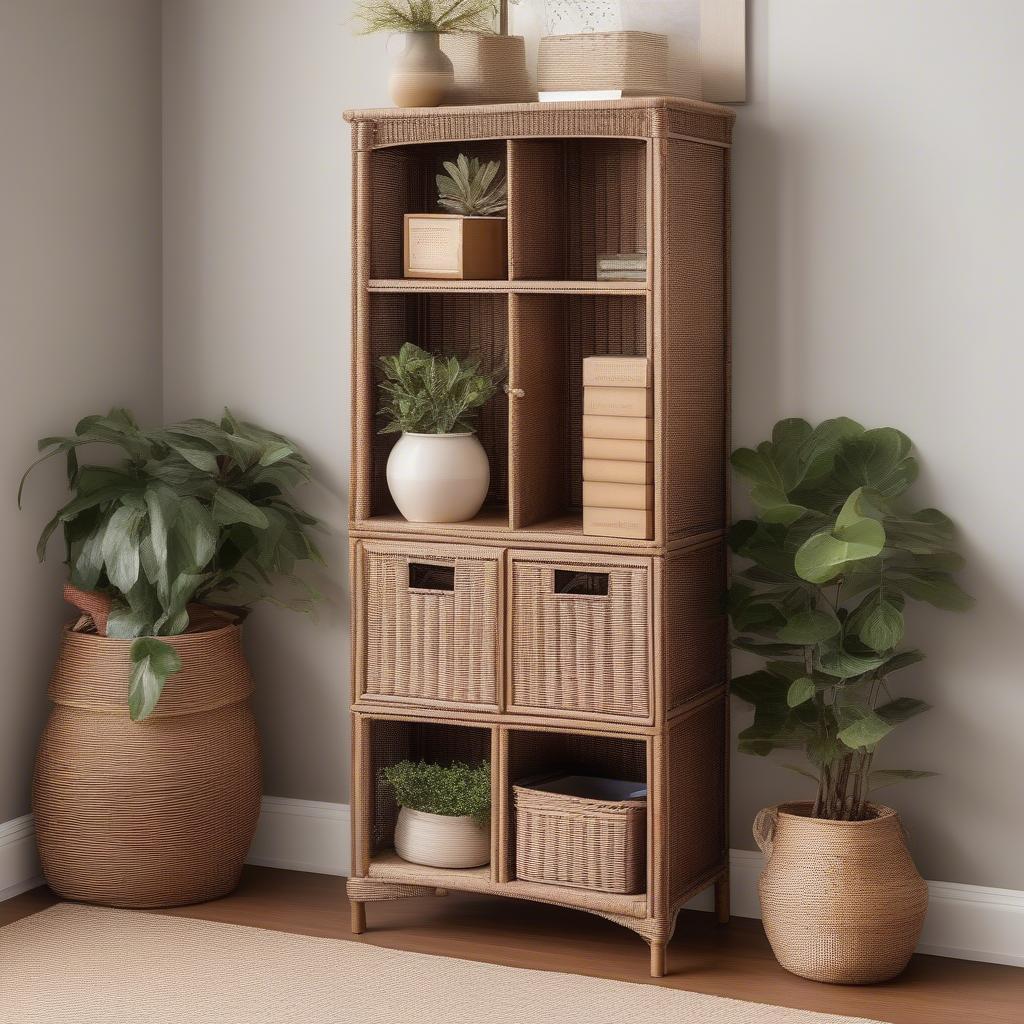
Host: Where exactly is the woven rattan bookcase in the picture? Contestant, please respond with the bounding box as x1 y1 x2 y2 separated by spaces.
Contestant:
342 97 734 978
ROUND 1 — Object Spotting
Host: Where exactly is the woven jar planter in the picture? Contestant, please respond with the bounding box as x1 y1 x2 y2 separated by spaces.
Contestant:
33 623 261 908
754 802 928 984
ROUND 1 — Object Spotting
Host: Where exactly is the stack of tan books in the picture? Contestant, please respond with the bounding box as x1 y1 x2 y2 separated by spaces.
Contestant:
581 355 653 539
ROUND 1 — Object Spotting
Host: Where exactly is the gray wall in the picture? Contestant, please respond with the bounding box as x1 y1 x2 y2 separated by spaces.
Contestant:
0 0 163 822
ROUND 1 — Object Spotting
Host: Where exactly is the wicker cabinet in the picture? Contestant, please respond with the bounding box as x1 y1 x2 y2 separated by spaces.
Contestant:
343 97 734 978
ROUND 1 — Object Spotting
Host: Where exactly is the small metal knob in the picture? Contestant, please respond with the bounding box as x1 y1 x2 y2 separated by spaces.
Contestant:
504 385 525 399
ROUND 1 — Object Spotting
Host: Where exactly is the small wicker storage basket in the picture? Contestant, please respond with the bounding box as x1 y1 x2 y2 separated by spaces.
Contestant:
537 32 668 96
514 775 646 894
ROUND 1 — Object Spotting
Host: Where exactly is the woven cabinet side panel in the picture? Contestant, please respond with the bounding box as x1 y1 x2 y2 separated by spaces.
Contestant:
661 139 728 540
362 545 499 705
510 559 650 720
369 720 492 854
664 541 728 710
665 698 727 910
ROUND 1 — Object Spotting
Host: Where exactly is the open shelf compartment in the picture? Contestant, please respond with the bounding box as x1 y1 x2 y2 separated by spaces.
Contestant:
370 141 509 281
360 718 498 881
508 138 649 282
502 727 649 901
509 293 650 532
361 291 509 522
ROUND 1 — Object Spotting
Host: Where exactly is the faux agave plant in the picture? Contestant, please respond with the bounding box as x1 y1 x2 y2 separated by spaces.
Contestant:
436 154 507 217
353 0 498 35
377 342 501 435
729 418 972 821
20 409 323 721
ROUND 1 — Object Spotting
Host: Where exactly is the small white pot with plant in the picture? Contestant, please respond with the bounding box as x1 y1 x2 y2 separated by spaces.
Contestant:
378 342 500 523
383 759 491 869
353 1 500 109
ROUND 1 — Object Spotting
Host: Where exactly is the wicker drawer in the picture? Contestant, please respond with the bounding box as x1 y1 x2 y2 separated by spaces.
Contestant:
355 540 502 709
507 549 652 722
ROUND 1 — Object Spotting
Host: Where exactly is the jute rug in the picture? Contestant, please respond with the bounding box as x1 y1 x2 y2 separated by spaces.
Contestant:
0 904 883 1024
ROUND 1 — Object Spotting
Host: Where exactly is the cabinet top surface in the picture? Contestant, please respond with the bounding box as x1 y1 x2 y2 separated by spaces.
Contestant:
343 95 735 122
343 96 734 147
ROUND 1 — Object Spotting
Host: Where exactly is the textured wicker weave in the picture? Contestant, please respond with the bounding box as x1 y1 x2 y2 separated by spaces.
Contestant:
537 32 669 96
33 625 261 908
441 34 532 105
356 539 501 708
755 803 928 985
344 98 732 976
508 550 651 722
514 784 646 894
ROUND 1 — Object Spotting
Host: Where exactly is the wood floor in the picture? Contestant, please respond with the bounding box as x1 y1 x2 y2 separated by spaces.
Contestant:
2 867 1021 1023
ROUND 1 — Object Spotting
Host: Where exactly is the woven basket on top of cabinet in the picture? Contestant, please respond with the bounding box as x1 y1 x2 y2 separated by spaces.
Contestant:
514 781 647 895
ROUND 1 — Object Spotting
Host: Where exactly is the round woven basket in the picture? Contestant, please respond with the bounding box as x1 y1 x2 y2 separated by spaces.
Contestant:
33 623 261 908
754 801 928 985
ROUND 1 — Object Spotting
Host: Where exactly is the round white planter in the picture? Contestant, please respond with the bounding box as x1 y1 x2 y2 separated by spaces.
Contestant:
386 432 490 524
394 807 490 869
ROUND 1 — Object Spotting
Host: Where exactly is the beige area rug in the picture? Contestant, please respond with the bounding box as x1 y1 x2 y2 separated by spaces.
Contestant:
0 904 884 1024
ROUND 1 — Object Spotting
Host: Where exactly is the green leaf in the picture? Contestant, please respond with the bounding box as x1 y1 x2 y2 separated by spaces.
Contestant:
834 427 918 497
868 769 938 792
175 497 217 569
816 637 889 679
106 604 152 639
100 506 146 592
128 638 182 721
858 598 904 652
777 609 840 644
730 670 790 707
837 709 893 750
786 677 816 707
876 697 930 724
882 649 925 674
730 447 784 489
794 518 886 584
891 571 973 611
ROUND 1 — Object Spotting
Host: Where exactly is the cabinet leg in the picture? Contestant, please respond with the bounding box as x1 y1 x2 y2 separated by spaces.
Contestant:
715 871 730 924
350 900 366 935
650 941 666 978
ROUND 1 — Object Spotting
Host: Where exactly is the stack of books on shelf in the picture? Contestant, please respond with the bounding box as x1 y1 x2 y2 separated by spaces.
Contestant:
581 356 653 540
596 252 647 282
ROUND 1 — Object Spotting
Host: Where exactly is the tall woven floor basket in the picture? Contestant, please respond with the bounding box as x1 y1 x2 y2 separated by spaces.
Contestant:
33 623 261 908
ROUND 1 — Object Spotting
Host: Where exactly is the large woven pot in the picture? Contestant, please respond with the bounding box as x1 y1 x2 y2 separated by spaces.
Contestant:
33 623 261 908
754 802 928 984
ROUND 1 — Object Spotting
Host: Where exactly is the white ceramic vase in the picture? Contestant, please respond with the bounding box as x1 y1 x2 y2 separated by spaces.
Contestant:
386 431 489 523
394 807 490 869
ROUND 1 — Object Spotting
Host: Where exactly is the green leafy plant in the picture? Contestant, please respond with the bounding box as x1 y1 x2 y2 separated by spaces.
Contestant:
377 342 501 435
20 408 323 721
729 417 972 821
435 154 507 217
353 0 497 34
381 760 491 825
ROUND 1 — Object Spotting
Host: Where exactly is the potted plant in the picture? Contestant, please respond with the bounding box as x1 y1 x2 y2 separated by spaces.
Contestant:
402 153 508 280
378 341 500 522
353 1 499 108
382 759 491 868
20 408 322 908
729 417 971 984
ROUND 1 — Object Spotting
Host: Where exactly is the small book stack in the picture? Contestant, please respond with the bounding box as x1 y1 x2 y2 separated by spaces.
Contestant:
581 355 653 540
596 252 647 282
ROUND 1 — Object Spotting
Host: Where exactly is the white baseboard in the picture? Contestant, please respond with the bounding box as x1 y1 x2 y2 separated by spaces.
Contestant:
0 814 42 903
246 798 1024 968
5 803 1020 968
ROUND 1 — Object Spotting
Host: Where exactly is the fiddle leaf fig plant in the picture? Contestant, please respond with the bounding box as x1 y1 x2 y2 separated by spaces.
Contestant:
21 408 323 721
729 418 972 821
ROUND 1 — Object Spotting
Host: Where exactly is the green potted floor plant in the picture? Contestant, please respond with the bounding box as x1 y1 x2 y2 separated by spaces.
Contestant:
21 408 322 908
379 341 500 523
383 759 491 868
729 417 971 984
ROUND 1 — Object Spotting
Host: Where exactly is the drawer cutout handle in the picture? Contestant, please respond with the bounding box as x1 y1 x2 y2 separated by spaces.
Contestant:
408 562 455 592
553 569 609 597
